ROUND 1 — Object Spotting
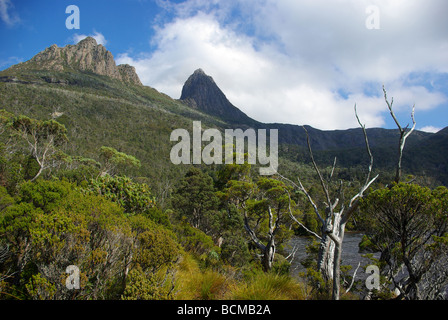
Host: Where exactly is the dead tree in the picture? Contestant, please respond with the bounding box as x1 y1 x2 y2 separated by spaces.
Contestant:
279 105 378 300
383 85 416 184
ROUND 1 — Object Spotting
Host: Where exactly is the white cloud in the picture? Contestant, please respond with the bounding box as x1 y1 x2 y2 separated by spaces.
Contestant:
73 31 108 46
420 126 441 133
0 0 20 26
118 0 448 130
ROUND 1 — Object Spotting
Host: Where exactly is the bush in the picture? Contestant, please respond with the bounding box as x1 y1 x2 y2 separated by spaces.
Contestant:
0 179 182 300
87 175 155 213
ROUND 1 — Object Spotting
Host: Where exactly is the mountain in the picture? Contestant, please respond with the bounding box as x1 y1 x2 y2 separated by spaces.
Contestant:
178 68 431 149
0 39 220 201
180 68 256 125
0 39 447 187
4 37 142 86
178 68 448 184
404 126 448 182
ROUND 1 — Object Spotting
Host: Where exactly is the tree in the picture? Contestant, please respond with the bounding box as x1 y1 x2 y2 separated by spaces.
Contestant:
360 183 448 300
87 175 155 214
99 146 141 176
354 88 448 300
279 105 377 299
171 167 220 234
11 116 68 182
226 176 293 272
248 178 294 272
383 86 416 184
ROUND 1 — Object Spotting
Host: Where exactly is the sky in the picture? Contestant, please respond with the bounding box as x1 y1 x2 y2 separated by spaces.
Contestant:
1 0 447 132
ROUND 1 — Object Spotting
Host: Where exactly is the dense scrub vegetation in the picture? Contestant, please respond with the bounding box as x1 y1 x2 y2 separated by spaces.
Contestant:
0 110 311 300
1 107 447 300
0 69 447 300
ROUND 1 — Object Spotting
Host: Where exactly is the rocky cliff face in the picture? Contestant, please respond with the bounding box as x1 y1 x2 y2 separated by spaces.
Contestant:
10 37 142 86
180 68 254 124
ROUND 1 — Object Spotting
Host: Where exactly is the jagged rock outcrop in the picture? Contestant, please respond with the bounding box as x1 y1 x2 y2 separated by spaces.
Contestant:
180 68 254 124
9 37 142 86
118 64 142 85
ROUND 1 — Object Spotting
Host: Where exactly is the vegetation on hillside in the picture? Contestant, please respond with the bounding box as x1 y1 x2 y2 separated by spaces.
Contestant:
0 66 447 300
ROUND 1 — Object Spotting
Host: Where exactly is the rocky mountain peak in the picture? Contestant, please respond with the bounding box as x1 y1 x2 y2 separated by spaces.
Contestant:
8 37 142 86
76 36 98 48
180 69 252 124
193 68 206 75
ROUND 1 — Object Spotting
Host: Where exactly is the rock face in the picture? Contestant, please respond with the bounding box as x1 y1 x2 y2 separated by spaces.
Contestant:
118 64 141 85
12 37 142 86
180 68 253 124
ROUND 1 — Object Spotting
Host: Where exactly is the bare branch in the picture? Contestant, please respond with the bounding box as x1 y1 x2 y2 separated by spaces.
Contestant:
344 261 361 294
354 104 374 187
303 126 333 215
383 86 402 131
383 86 416 183
328 157 337 182
285 244 299 263
276 171 325 224
285 190 322 240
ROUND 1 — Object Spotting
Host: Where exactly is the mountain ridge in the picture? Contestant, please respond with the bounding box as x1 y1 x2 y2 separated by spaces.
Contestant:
1 39 447 185
178 68 434 150
5 37 142 86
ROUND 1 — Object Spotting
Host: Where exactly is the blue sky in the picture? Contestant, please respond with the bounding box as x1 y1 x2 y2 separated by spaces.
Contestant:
1 0 447 132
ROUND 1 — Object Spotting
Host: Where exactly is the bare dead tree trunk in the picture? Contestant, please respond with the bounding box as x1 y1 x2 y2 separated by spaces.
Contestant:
383 86 416 184
279 104 378 300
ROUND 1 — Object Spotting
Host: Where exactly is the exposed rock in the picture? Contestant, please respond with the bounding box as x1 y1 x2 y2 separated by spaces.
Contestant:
9 37 142 86
118 64 142 86
180 68 253 124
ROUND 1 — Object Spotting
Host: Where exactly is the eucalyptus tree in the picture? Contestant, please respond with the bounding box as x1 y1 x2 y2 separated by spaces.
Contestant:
360 183 448 300
11 116 68 182
227 176 294 272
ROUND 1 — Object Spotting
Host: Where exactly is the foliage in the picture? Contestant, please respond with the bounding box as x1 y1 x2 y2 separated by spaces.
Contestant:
172 220 216 257
231 272 307 300
121 266 175 300
87 175 154 214
171 167 220 232
0 179 181 300
99 146 141 176
359 183 448 300
10 116 68 181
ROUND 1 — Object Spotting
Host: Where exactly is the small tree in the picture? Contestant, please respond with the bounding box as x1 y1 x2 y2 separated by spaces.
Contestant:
227 176 293 272
99 146 141 176
11 116 68 181
171 167 220 233
360 183 448 299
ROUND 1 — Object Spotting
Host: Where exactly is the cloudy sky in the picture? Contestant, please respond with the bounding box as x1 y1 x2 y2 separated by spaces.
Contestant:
1 0 447 131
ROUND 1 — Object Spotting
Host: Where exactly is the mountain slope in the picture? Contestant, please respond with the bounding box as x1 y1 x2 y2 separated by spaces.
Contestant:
0 40 234 201
0 39 446 187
